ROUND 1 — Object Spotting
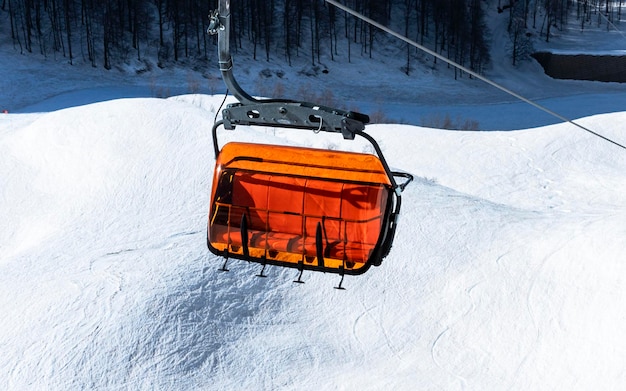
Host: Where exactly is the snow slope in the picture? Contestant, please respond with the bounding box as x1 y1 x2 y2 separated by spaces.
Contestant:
2 92 626 389
3 2 626 389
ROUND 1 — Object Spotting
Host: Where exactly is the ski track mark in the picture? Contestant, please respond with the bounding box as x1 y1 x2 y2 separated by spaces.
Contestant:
431 327 469 390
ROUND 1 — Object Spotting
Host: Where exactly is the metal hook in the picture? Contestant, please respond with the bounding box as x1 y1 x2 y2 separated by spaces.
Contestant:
313 115 323 134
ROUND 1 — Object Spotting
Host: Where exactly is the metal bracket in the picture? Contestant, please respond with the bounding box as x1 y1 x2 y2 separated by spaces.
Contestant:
222 102 368 140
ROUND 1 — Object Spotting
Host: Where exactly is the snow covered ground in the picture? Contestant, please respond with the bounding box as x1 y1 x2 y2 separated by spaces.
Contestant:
2 4 626 391
3 94 626 390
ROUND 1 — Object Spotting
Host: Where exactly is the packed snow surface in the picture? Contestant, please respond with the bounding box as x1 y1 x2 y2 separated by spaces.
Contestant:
2 92 626 389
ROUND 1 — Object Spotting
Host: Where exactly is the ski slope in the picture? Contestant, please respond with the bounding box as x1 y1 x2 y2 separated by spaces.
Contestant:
2 93 626 390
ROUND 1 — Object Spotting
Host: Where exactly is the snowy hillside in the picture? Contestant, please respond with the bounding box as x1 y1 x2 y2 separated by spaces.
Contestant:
2 92 626 389
3 1 626 389
3 0 626 130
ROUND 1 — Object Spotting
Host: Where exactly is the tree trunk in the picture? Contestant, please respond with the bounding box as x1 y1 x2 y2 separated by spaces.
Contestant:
64 0 73 64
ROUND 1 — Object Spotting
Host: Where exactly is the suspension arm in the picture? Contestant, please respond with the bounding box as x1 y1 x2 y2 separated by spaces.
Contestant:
208 0 369 138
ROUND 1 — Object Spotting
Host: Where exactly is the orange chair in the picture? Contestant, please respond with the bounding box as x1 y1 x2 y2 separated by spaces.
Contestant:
207 142 404 277
206 2 412 285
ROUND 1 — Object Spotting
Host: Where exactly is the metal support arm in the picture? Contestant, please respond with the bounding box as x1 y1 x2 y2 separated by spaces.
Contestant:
208 1 369 136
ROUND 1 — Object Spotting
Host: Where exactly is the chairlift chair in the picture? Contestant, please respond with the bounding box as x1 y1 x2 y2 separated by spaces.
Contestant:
206 0 413 281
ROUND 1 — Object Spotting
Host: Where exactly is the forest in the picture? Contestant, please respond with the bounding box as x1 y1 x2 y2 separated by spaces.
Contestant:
1 0 624 74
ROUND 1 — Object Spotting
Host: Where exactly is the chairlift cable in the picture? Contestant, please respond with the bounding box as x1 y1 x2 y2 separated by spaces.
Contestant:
325 0 626 152
591 1 626 41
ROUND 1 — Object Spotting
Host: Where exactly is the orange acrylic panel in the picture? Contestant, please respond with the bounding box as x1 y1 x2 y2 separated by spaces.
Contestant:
207 142 393 275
